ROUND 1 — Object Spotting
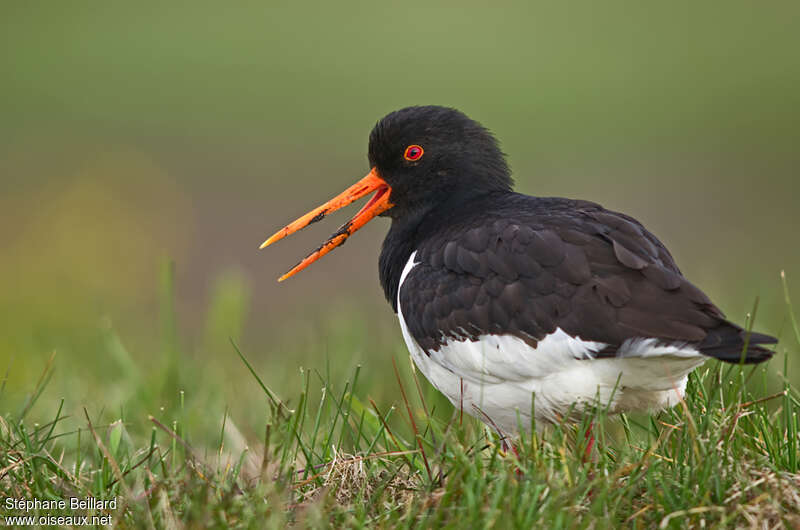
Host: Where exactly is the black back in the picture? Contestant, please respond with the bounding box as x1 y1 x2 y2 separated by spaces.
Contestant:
383 192 776 363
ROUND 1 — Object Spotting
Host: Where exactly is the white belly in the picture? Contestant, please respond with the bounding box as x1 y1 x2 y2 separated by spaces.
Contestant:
396 252 706 434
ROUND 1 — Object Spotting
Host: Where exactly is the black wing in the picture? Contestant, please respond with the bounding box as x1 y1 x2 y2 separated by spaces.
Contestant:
398 194 776 363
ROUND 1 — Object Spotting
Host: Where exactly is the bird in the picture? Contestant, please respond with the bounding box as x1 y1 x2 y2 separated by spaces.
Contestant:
260 105 777 435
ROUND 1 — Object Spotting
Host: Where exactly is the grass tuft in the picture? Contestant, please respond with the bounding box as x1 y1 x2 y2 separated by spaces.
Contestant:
1 279 798 527
3 347 799 528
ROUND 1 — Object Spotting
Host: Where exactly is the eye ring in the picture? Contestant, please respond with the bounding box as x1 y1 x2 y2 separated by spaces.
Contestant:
403 144 424 162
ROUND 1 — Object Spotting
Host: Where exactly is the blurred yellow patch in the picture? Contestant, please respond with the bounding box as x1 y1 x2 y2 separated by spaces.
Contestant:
0 147 193 324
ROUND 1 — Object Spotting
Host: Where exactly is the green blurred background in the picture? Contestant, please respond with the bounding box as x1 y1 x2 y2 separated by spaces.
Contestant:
1 2 798 434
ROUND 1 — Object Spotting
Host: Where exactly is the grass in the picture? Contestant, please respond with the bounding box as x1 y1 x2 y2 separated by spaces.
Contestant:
1 274 799 528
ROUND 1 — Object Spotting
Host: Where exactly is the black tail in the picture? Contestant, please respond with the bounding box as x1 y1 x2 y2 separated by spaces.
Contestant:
698 321 777 364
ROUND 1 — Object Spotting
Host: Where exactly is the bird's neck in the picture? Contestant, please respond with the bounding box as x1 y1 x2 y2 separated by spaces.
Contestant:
379 208 426 312
378 189 509 311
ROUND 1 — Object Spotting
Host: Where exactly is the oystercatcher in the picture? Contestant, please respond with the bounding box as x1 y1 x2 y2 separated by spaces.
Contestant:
260 106 777 433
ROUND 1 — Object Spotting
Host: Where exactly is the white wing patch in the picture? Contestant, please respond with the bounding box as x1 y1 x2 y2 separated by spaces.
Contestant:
618 337 701 358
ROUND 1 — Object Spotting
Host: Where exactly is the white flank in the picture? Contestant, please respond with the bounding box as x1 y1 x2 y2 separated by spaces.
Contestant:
396 252 707 434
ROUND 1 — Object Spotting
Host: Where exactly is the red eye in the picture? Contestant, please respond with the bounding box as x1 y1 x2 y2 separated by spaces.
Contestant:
403 144 424 161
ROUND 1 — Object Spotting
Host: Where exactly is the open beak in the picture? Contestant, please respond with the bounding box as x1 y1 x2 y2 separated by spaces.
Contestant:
259 168 393 281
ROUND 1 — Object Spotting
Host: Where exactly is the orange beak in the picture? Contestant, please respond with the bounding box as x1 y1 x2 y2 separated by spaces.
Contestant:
259 168 394 281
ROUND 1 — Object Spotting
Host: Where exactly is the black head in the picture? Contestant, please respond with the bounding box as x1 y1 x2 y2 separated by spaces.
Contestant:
368 106 512 219
260 106 512 283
